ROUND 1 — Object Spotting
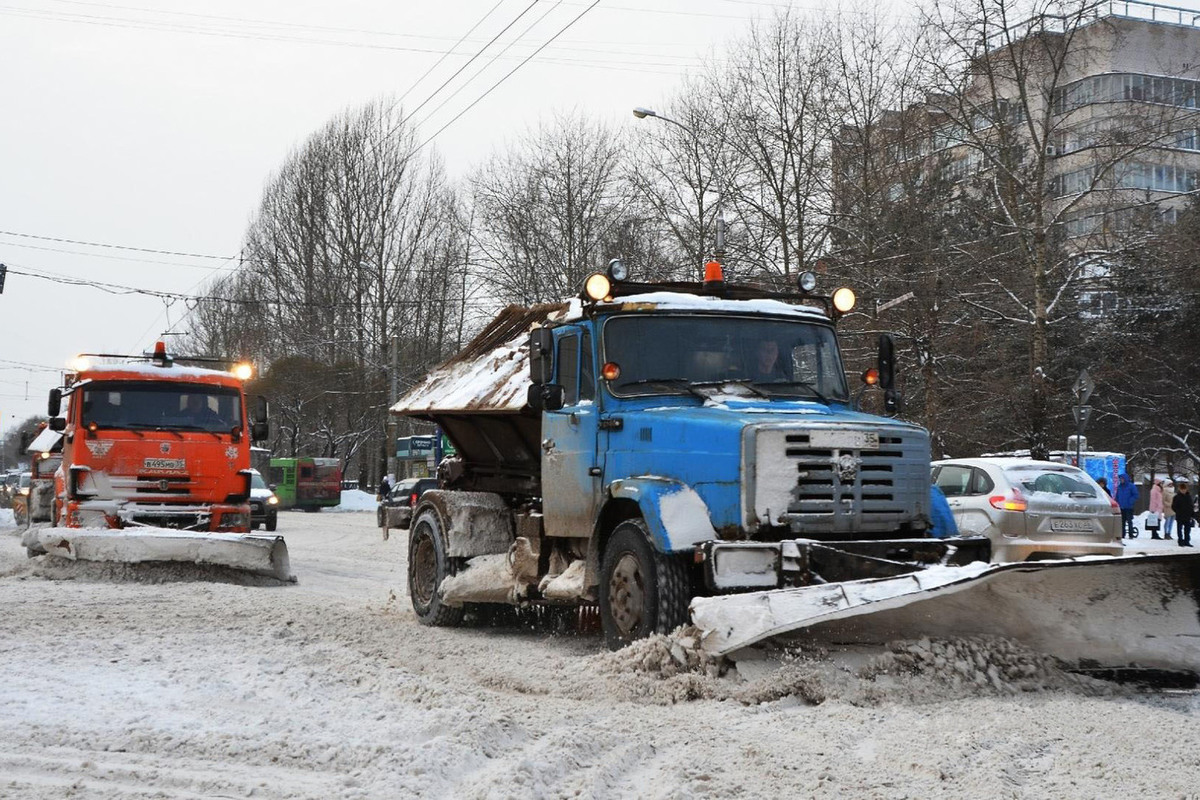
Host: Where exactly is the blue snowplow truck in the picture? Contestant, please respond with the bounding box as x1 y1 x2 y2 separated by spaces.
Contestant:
393 266 1200 671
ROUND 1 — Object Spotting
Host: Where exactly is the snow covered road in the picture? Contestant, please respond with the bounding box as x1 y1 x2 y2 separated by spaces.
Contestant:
2 510 1198 799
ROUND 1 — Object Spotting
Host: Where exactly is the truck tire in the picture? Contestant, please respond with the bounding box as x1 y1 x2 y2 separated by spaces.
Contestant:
266 513 277 532
599 519 691 650
407 507 465 627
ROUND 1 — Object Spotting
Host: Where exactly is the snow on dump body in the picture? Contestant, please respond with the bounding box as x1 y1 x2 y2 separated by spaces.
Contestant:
392 302 569 414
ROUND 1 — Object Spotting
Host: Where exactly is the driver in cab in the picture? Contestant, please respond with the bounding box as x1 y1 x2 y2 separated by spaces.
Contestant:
750 339 788 383
184 393 224 427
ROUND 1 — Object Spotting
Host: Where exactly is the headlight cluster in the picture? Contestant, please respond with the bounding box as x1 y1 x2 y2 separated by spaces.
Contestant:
267 495 279 506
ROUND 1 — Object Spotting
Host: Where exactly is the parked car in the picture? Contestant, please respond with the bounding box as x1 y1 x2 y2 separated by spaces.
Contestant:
931 457 1122 562
249 469 279 532
377 477 438 529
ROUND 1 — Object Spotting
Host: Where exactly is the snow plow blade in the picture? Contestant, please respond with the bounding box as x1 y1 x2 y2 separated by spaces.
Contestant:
23 528 293 582
692 553 1200 672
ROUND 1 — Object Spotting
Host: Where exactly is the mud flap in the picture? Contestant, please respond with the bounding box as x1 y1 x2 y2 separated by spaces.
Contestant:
21 528 294 582
691 553 1200 672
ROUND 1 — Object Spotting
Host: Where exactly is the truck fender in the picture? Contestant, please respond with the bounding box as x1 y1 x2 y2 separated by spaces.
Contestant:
606 478 718 553
416 490 514 559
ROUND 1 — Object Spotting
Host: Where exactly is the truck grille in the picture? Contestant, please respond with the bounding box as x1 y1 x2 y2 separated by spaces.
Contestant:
749 425 930 537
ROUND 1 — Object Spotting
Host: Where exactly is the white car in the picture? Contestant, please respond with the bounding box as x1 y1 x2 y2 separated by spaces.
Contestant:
248 469 279 531
931 457 1123 562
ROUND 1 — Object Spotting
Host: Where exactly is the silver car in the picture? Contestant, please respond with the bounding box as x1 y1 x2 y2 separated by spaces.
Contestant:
931 457 1122 562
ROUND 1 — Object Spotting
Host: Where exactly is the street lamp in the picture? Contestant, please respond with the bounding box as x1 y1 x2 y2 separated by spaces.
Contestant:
632 106 726 265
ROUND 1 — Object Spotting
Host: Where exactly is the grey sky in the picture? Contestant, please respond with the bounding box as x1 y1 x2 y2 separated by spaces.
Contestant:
0 0 787 432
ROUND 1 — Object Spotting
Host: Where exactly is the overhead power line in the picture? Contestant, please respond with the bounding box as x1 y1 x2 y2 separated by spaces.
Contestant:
0 228 233 260
417 0 603 153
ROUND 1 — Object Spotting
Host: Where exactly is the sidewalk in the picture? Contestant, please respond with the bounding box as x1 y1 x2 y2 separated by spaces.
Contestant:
1122 511 1196 553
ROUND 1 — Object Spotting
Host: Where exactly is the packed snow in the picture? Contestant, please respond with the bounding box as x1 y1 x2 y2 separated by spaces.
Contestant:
2 509 1198 798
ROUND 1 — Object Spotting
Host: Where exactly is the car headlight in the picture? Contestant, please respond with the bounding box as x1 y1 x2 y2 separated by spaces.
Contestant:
267 495 279 506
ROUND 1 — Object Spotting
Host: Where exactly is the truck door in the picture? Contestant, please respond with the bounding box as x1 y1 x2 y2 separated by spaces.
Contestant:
542 327 601 538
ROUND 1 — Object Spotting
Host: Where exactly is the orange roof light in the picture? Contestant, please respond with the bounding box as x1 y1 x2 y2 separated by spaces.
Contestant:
704 260 724 284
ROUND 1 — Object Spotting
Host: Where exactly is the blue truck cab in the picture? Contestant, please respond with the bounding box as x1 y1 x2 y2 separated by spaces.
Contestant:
394 269 959 648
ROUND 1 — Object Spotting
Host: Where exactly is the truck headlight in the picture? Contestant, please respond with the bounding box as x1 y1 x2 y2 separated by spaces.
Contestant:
267 495 279 506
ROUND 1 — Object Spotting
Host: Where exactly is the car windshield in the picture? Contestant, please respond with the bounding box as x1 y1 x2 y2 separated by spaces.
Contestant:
81 381 242 434
1005 466 1099 497
603 314 848 401
251 472 268 490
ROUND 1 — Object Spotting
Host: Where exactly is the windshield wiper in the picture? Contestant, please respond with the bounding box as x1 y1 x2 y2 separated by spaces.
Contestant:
615 378 706 400
169 424 225 440
754 380 833 404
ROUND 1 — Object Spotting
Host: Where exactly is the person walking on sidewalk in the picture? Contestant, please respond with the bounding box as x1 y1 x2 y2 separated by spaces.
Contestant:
1148 479 1164 539
1163 480 1177 539
1115 474 1139 539
1171 482 1194 547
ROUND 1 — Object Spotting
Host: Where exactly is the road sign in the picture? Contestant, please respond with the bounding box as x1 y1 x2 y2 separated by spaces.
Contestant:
1072 405 1093 428
1072 369 1094 405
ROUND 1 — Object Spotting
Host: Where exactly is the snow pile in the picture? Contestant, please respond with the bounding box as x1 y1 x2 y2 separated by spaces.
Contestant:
859 636 1114 699
0 508 14 529
330 489 377 512
596 627 827 706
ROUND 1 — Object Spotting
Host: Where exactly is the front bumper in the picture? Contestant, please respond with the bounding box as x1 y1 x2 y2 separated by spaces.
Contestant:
699 537 992 592
66 500 252 532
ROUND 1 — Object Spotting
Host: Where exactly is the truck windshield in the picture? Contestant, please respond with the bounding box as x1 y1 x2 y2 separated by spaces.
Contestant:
80 381 242 434
603 315 849 402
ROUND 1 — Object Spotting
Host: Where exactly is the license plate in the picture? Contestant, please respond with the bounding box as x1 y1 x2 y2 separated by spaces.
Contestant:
809 430 880 450
1050 518 1093 532
143 458 185 471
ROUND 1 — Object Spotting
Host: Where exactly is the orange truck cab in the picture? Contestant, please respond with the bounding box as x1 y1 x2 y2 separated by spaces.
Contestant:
48 345 268 532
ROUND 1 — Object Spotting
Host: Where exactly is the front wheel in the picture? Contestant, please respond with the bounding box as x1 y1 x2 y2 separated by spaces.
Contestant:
599 519 691 650
265 514 277 532
407 507 464 627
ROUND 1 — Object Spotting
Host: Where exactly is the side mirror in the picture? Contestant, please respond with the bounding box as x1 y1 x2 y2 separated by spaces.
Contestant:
526 384 565 412
251 420 270 442
254 395 269 423
878 334 899 414
49 417 66 432
528 328 554 385
48 388 62 417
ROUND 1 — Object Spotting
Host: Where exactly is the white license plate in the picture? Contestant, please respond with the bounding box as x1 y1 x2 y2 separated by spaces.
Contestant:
143 458 185 471
809 430 880 450
1050 518 1093 532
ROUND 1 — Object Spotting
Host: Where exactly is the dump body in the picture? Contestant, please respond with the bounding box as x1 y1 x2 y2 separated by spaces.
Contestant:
55 362 254 532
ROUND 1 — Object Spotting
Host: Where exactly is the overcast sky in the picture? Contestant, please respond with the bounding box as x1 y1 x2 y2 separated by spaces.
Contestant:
0 0 796 433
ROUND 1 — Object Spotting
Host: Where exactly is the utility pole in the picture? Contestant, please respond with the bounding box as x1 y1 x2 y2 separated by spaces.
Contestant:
388 335 399 480
1071 369 1095 467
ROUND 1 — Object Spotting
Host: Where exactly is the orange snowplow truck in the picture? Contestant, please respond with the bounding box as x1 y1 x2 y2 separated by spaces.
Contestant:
46 342 269 532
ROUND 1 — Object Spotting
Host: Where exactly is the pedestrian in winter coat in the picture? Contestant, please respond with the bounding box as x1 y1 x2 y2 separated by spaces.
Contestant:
378 474 392 501
1148 479 1164 539
1163 481 1177 538
1097 477 1110 495
1115 474 1139 539
1171 483 1194 547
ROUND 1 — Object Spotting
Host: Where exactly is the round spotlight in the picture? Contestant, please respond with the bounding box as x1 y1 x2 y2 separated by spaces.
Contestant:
584 273 612 302
797 271 817 293
232 362 254 380
607 258 629 282
862 367 880 386
69 356 91 373
601 362 621 381
832 287 857 314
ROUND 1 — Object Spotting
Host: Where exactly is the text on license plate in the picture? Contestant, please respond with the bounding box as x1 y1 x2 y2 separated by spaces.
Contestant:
808 430 880 450
1050 518 1093 532
143 458 185 471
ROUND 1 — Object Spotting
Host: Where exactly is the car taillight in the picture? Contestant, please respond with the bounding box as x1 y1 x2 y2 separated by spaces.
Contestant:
410 493 418 506
1109 495 1121 514
989 488 1027 512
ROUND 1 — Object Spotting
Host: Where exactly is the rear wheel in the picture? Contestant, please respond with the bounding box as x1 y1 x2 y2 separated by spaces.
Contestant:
599 519 691 650
407 507 464 627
